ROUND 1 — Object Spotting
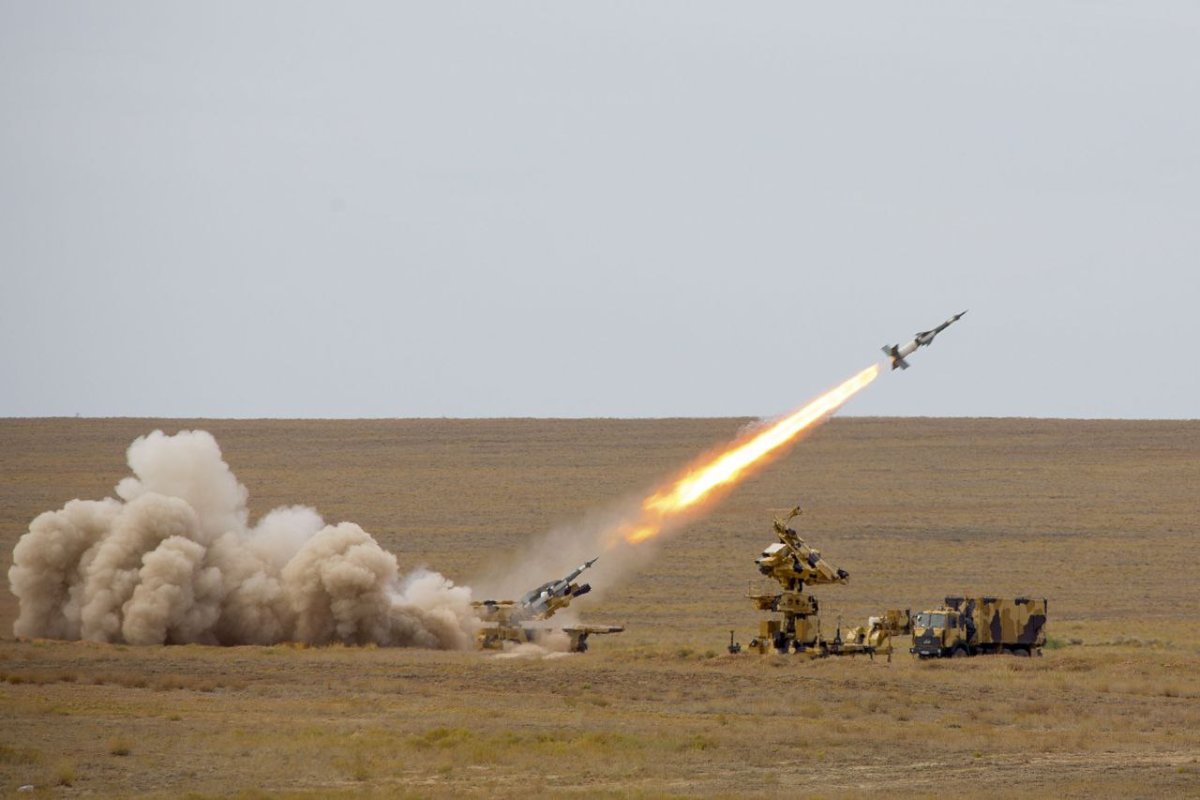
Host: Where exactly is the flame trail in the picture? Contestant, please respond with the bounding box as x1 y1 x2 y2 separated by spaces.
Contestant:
612 364 880 547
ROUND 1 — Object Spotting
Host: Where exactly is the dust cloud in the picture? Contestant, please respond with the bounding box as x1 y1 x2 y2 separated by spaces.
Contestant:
8 430 478 648
490 628 575 660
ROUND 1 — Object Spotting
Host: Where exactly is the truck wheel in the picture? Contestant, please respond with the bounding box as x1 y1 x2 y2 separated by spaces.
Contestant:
951 646 969 658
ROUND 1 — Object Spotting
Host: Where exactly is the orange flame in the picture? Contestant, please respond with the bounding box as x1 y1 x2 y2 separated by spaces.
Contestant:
615 364 880 546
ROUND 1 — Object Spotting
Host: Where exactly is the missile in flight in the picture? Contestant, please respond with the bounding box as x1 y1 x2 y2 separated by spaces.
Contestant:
882 311 967 370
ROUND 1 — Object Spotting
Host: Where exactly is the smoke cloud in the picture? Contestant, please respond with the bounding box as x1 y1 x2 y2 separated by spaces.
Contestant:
8 430 478 648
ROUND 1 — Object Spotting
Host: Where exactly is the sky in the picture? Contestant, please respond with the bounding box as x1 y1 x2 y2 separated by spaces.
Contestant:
2 2 1197 419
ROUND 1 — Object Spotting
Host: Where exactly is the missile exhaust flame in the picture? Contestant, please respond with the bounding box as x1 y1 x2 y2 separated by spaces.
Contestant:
612 363 880 547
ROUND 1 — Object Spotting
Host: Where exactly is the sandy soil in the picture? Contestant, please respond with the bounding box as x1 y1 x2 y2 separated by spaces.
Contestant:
1 417 1198 797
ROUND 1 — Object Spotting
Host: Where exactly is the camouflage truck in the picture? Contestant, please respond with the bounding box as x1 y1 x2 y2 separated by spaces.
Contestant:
910 596 1047 658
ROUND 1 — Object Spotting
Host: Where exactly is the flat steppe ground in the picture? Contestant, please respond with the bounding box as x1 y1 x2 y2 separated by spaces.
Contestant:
1 417 1198 798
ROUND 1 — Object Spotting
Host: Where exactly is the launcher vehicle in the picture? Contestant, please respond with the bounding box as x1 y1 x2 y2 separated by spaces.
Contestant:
472 557 623 653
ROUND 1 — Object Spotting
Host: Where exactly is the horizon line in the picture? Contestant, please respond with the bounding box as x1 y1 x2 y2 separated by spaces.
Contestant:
3 414 1197 423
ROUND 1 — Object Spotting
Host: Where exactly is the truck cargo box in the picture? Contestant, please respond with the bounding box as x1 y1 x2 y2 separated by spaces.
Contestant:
944 596 1047 649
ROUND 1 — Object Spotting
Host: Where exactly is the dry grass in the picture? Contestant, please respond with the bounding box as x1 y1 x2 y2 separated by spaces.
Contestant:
53 760 76 787
1 417 1199 797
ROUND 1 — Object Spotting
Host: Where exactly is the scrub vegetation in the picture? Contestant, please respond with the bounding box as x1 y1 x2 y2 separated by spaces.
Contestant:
1 417 1198 797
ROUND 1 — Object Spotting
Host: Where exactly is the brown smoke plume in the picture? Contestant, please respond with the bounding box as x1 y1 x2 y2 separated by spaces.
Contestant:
8 430 478 648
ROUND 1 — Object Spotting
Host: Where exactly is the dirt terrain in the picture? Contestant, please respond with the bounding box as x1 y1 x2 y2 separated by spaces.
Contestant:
2 417 1198 797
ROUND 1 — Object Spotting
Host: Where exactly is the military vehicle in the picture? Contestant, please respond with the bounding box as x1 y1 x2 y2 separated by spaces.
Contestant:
472 557 623 653
738 507 903 658
745 506 849 654
837 608 912 658
910 596 1047 657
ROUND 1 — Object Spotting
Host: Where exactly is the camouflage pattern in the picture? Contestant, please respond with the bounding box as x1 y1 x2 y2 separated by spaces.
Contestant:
746 506 848 654
910 596 1047 657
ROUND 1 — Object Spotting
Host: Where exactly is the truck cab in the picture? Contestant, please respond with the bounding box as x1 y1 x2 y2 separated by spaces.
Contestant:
910 608 970 657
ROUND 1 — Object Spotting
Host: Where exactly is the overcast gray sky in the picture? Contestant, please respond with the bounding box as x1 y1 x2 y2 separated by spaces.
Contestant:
2 2 1197 419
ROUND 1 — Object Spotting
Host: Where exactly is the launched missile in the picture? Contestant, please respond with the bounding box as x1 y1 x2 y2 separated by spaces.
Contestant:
882 311 967 370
